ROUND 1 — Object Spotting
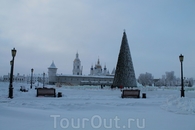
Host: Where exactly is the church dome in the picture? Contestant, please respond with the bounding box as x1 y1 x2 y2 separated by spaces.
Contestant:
74 52 81 62
74 58 80 62
95 58 102 69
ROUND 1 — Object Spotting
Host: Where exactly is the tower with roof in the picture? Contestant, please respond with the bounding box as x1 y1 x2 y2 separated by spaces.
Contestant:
48 61 57 84
73 52 82 75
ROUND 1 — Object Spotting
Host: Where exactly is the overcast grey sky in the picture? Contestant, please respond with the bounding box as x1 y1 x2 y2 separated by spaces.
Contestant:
0 0 195 79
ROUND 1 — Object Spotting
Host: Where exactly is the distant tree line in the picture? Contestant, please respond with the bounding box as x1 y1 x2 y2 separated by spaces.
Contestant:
138 71 194 87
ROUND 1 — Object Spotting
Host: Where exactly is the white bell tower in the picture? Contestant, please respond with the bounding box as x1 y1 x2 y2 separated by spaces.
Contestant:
73 52 82 75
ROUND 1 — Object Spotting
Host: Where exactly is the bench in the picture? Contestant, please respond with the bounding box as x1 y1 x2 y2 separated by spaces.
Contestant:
121 89 140 98
20 86 28 92
36 88 56 97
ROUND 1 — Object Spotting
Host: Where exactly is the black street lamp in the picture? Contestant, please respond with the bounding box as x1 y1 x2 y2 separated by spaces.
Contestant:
30 68 34 89
9 48 17 99
179 54 185 97
43 72 45 88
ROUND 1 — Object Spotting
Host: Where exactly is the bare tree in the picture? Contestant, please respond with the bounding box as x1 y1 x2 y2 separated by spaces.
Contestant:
138 72 154 86
165 71 176 86
188 78 194 87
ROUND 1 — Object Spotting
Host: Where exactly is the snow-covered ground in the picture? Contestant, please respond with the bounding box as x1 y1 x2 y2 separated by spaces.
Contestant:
0 82 195 130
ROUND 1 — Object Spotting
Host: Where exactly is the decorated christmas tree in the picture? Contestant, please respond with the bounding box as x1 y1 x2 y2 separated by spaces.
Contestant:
112 31 137 88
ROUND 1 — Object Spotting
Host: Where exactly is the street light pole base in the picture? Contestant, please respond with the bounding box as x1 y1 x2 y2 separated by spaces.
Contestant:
8 87 13 99
181 90 185 97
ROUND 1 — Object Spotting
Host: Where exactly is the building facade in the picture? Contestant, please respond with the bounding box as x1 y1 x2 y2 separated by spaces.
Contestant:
56 74 114 86
2 73 49 84
3 73 26 83
48 54 114 85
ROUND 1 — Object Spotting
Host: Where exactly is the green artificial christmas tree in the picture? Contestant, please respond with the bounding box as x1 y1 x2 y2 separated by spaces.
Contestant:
112 31 137 88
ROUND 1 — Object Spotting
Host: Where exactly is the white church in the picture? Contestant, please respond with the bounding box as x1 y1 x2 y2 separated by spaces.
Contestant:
89 58 110 76
72 52 110 76
48 52 115 86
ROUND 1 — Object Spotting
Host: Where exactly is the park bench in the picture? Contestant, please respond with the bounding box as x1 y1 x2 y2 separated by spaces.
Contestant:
121 89 140 98
36 88 56 97
20 86 28 92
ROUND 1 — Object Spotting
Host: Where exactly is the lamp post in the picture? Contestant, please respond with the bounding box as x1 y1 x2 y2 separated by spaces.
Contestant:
43 72 45 88
30 68 34 89
179 54 185 97
38 77 39 86
9 48 17 99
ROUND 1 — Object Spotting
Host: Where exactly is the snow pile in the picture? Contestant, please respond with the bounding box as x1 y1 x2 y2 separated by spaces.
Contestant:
161 95 195 114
